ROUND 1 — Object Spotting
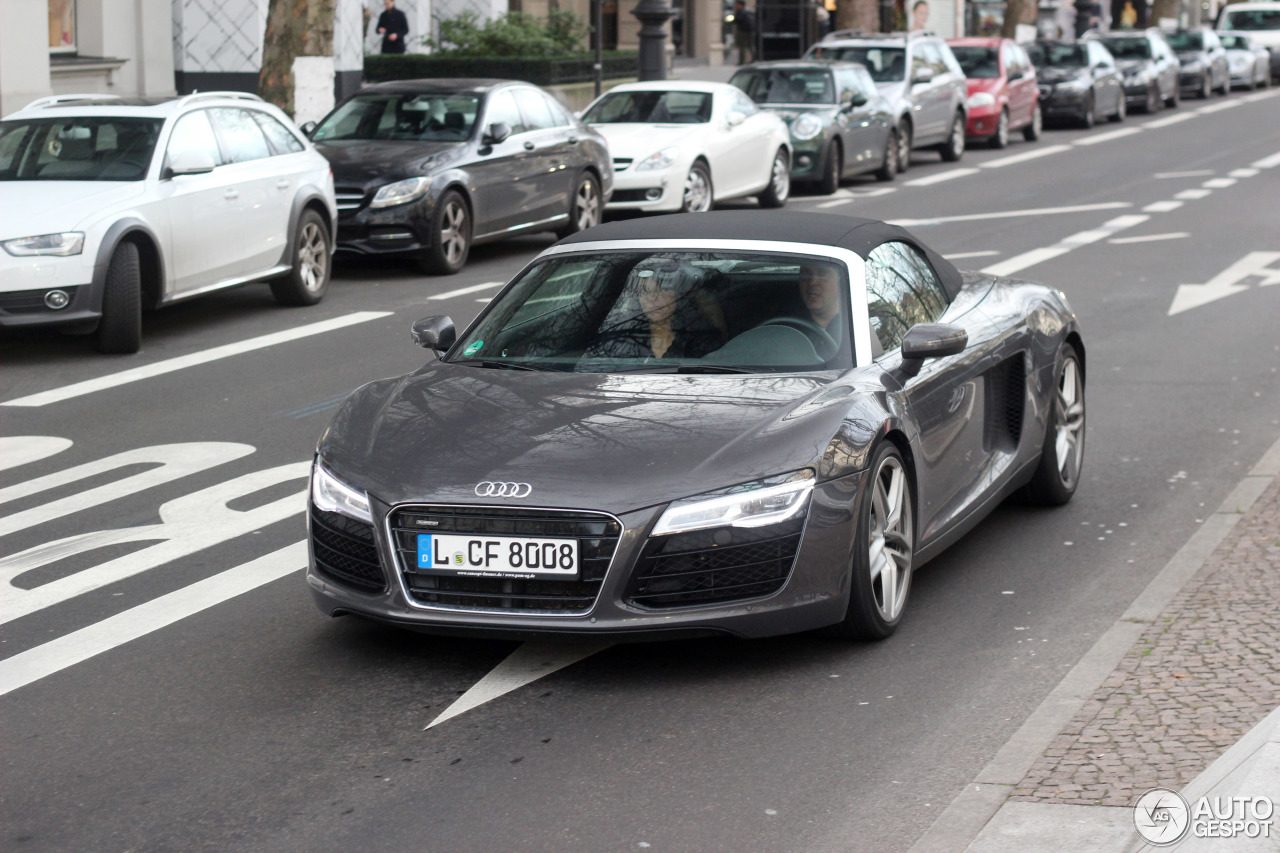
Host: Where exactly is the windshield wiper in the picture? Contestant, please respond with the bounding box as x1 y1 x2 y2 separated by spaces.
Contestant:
676 365 754 374
451 359 543 372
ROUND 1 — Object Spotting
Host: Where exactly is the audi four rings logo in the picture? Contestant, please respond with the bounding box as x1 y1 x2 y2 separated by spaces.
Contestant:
475 481 533 498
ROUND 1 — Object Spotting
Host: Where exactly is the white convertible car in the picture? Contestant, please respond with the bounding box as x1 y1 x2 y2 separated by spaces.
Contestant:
581 81 792 214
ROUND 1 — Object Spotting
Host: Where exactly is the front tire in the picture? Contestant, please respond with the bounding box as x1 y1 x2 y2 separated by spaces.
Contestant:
1020 342 1086 506
681 161 713 213
1165 83 1180 108
95 241 142 354
1199 74 1212 99
418 189 470 275
818 141 842 195
826 442 915 641
757 148 790 208
989 109 1010 149
555 172 601 239
1145 85 1161 113
271 209 330 306
1079 93 1095 128
1109 92 1126 122
938 112 965 162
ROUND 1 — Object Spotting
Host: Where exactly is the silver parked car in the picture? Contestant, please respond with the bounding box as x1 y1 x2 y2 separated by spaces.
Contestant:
1218 31 1273 88
805 30 969 170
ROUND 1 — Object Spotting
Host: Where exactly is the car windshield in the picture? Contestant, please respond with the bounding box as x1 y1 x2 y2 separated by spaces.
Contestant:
448 251 855 374
582 91 713 123
1167 31 1205 50
1099 37 1152 59
730 68 837 104
950 46 1000 77
1218 33 1251 48
807 46 906 82
1027 43 1088 66
0 117 161 181
1220 9 1280 29
312 93 480 142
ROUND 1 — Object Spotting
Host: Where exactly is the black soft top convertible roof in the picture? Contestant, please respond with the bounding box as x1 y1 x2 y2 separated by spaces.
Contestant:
557 210 964 301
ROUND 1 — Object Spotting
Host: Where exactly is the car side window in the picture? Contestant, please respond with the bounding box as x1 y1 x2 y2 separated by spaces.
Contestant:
864 241 950 354
485 90 528 136
167 110 223 166
1088 42 1110 67
513 88 558 131
730 89 760 115
251 111 305 154
209 108 271 163
542 92 574 127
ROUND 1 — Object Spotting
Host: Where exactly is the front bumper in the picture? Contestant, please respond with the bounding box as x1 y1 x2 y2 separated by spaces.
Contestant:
307 473 865 641
333 200 431 257
1178 68 1209 90
1038 89 1089 118
605 164 687 213
965 105 1001 139
0 251 99 329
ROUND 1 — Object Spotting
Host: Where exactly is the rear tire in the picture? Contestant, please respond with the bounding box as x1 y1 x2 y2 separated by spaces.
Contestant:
95 241 142 354
1109 92 1126 122
938 112 965 162
757 148 790 208
825 442 915 641
1079 93 1095 128
818 142 841 195
1020 342 1085 506
270 209 330 306
1023 103 1043 140
418 189 470 275
555 172 601 239
1145 85 1160 113
875 130 898 181
895 120 913 173
1165 83 1180 108
1199 74 1212 99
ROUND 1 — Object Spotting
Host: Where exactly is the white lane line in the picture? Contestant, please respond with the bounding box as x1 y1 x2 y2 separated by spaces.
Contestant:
1230 168 1260 178
0 542 305 697
818 197 854 208
1175 188 1213 199
891 201 1130 227
904 168 980 187
1074 127 1143 146
981 214 1149 277
1202 177 1237 188
1154 169 1215 179
1243 89 1280 102
1144 200 1184 212
850 187 897 198
1197 100 1242 114
1251 151 1280 169
1108 232 1190 245
944 250 1000 259
428 281 504 300
0 437 72 473
1 312 392 408
1145 112 1196 129
425 640 613 729
980 145 1072 169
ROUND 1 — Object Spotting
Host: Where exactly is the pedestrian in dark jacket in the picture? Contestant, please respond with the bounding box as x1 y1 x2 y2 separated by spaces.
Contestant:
377 0 410 54
733 0 756 65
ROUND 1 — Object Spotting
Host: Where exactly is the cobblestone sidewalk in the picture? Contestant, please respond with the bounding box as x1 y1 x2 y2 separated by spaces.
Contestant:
1009 477 1280 808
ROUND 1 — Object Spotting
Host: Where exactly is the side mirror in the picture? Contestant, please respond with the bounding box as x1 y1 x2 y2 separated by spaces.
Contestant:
167 148 217 177
411 315 457 352
846 91 868 107
911 66 935 85
898 322 967 377
726 110 746 127
300 120 317 137
483 122 511 145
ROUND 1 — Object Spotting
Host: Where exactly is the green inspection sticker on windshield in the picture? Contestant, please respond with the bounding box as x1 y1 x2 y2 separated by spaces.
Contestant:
463 340 484 357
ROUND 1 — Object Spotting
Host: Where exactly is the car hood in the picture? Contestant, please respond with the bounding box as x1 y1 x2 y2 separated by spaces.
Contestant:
590 124 704 160
315 139 467 187
1177 50 1208 63
0 181 146 240
1036 66 1088 84
760 105 838 124
318 366 869 514
965 78 1004 95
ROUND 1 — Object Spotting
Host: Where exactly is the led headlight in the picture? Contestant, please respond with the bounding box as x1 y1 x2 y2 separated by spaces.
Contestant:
1057 78 1090 93
651 470 814 536
370 176 431 209
635 147 680 171
790 113 824 141
311 460 373 524
1 232 84 257
1182 60 1205 71
967 92 996 109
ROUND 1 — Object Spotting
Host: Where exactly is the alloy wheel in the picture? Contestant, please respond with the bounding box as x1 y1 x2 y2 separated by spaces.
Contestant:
868 454 913 623
440 199 468 266
1053 356 1086 490
769 151 790 202
575 179 600 230
683 165 711 212
297 221 328 293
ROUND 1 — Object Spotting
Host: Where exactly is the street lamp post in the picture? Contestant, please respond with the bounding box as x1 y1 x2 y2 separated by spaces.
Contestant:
633 0 675 81
1074 0 1093 35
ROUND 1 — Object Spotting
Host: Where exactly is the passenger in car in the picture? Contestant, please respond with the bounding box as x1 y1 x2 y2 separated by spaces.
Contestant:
798 262 844 341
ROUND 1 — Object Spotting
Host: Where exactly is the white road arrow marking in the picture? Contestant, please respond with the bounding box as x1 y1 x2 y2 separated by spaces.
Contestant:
1168 252 1280 316
425 640 613 729
0 436 72 473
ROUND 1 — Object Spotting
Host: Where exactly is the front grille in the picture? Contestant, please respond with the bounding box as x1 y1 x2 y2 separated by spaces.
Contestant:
389 506 622 613
612 157 633 171
625 516 804 609
983 354 1026 452
0 287 80 314
335 187 367 213
311 507 387 593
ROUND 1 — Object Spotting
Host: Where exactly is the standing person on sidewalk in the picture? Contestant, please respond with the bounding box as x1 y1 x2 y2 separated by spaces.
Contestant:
377 0 410 54
733 0 756 65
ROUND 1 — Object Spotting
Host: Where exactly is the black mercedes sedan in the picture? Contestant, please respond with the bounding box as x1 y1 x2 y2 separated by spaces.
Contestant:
310 79 612 274
306 211 1085 641
729 60 898 195
1084 29 1182 112
1168 27 1231 98
1027 40 1126 126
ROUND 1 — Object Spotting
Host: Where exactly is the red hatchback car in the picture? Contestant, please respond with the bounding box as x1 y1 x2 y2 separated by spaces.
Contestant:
946 37 1042 148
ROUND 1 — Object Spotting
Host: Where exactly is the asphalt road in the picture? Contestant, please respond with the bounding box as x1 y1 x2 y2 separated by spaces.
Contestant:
2 88 1278 853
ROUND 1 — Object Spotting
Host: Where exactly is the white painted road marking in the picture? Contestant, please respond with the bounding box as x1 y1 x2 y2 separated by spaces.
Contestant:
944 250 1000 260
1251 151 1280 169
980 145 1072 169
1229 168 1260 178
891 202 1130 227
1202 177 1237 189
1175 188 1212 199
1144 201 1184 213
425 640 614 729
1 311 393 408
981 215 1149 277
1074 128 1143 146
428 281 504 300
1145 112 1196 129
1197 100 1242 114
904 168 979 187
1169 252 1280 316
817 197 853 208
1108 232 1189 245
0 542 306 697
0 436 72 473
1154 170 1215 179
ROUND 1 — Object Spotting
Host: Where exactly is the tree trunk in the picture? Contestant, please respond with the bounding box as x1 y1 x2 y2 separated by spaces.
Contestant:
835 0 881 32
1000 0 1036 38
1148 0 1177 25
258 0 336 116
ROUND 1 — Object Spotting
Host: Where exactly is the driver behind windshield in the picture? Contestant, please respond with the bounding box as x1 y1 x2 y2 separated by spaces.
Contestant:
799 262 844 343
586 259 727 359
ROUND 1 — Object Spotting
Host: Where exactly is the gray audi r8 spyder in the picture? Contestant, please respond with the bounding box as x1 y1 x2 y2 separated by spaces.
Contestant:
307 211 1085 641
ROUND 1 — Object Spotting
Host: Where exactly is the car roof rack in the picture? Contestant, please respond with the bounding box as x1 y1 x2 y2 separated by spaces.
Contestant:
175 91 266 108
24 93 123 110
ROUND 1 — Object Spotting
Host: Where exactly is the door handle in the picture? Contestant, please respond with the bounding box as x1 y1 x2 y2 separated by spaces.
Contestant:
223 189 239 199
276 179 290 190
524 141 536 151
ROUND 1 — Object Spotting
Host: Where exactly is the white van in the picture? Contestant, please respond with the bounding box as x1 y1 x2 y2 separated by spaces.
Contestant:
1216 1 1280 81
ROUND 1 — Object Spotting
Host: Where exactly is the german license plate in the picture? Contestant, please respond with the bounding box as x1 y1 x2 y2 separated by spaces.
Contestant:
416 533 579 579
